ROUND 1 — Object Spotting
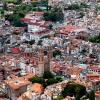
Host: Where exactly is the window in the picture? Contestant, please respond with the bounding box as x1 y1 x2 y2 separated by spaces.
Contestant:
42 57 43 61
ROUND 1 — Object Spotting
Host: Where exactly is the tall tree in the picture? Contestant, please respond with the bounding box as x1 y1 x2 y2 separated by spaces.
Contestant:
62 83 86 99
43 71 53 79
86 90 95 100
3 2 7 10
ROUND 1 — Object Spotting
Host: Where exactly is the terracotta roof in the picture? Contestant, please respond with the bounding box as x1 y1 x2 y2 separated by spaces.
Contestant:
4 77 31 89
45 92 52 97
60 25 84 32
9 74 16 79
97 15 100 19
22 73 34 79
0 98 5 100
78 33 88 37
30 83 43 93
11 48 19 54
12 34 18 38
68 45 76 50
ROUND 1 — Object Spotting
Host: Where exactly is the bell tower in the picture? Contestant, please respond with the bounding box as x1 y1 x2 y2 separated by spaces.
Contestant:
47 45 53 60
44 45 53 71
37 46 44 77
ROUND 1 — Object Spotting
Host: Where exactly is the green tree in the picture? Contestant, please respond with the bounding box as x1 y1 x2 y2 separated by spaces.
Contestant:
43 70 53 79
23 40 28 44
29 77 45 84
62 83 86 99
8 15 14 22
14 19 22 27
48 24 53 29
46 78 58 85
44 16 49 21
28 40 35 45
41 35 50 39
18 11 25 18
16 0 22 4
3 2 7 10
79 12 84 18
86 90 95 100
89 38 95 42
80 3 87 8
53 50 61 57
49 12 57 22
24 27 28 32
44 51 47 55
13 32 20 35
56 76 63 82
37 40 42 45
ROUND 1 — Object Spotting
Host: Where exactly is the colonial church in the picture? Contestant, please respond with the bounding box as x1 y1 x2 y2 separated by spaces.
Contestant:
20 45 53 77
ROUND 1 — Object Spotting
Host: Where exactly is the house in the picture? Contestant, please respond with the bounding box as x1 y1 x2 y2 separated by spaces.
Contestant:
92 80 100 91
58 25 86 39
28 20 49 33
4 77 32 100
14 27 25 33
33 11 44 18
10 35 18 44
20 18 49 33
40 92 52 100
7 3 14 8
17 83 44 100
86 74 100 81
66 44 79 55
87 65 100 74
76 33 89 41
44 80 68 99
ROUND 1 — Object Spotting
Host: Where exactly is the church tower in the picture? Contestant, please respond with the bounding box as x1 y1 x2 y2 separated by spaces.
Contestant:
44 45 53 71
37 46 44 77
47 45 53 60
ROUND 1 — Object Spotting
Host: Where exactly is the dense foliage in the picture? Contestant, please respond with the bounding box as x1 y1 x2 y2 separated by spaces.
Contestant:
29 77 45 85
37 40 42 45
62 83 86 100
41 35 50 39
65 3 87 10
43 11 64 22
86 90 95 100
46 78 58 85
53 50 61 57
56 76 63 82
29 71 63 87
89 35 100 43
43 70 54 79
23 40 35 45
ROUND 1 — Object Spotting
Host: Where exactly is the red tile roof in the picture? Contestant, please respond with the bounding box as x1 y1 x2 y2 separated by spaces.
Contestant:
11 48 19 54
